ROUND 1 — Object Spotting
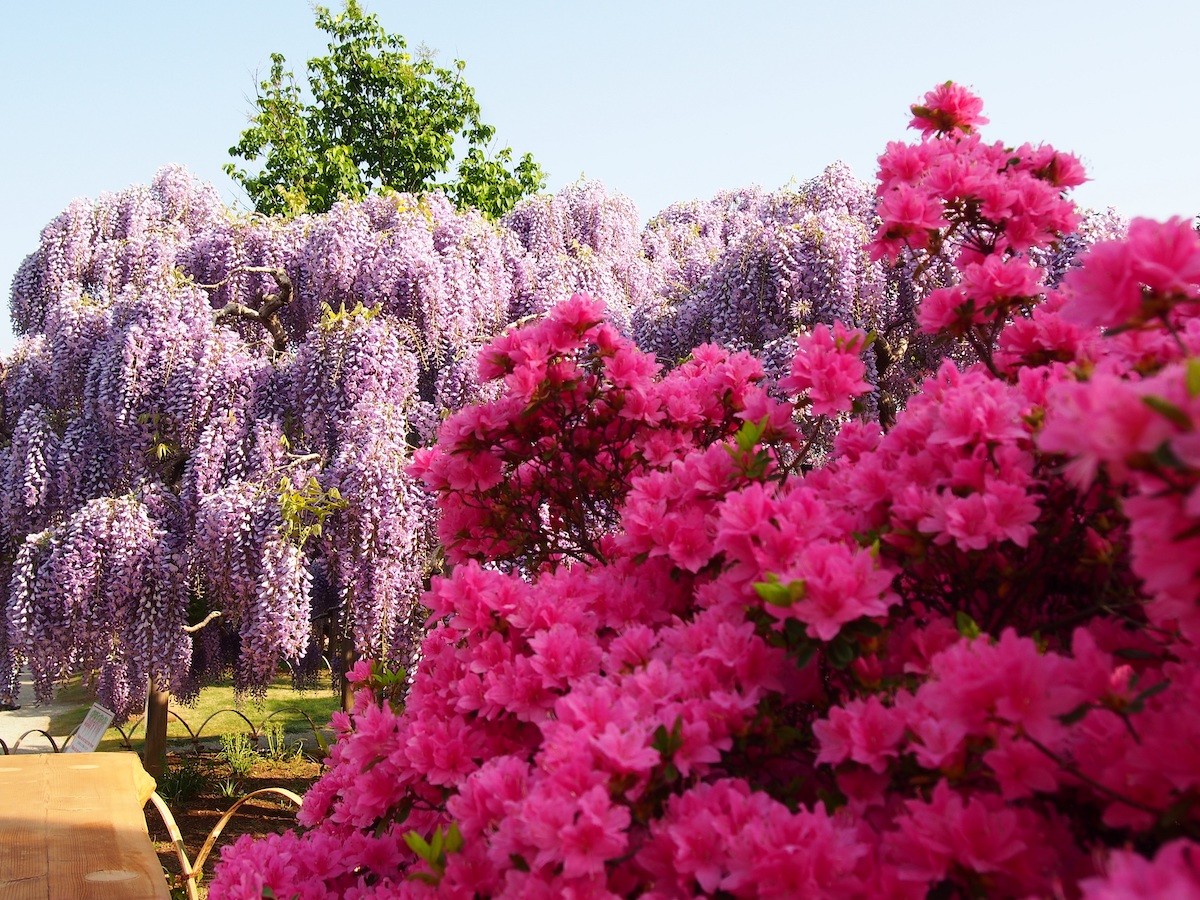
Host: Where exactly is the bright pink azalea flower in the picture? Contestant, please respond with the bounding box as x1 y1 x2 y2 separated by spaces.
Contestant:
590 722 660 774
876 139 935 192
906 708 968 770
764 539 897 641
1126 216 1200 297
874 183 947 253
984 735 1061 799
555 786 631 879
781 321 873 416
1060 240 1143 328
920 629 1085 744
887 782 1027 885
213 84 1200 900
1039 372 1174 486
917 285 971 334
958 255 1046 307
1081 840 1200 899
908 82 989 136
814 694 905 773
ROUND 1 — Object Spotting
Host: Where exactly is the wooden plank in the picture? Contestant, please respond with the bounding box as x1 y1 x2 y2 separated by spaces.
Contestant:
0 754 167 899
0 756 48 900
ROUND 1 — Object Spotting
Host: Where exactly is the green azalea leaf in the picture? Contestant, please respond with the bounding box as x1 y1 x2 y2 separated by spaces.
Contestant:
1059 702 1092 725
1142 395 1192 430
955 611 982 639
1187 358 1200 399
404 830 432 861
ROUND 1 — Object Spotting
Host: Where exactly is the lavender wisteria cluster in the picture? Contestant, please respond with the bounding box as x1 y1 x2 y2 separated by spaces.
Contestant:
643 163 949 432
638 164 884 368
1 169 525 717
0 163 1121 718
502 180 656 334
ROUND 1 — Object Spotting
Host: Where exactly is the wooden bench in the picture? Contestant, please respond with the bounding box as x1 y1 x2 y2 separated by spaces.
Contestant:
0 752 167 899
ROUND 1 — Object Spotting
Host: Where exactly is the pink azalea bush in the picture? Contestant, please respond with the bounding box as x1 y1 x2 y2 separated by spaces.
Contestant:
210 84 1200 898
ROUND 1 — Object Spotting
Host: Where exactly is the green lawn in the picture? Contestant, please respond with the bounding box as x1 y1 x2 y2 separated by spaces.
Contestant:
48 674 341 753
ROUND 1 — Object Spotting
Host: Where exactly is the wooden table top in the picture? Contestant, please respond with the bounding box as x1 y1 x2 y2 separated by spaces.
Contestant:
0 752 168 899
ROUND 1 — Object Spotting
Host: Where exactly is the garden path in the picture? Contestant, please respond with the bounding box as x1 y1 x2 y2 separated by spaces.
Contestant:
0 670 77 752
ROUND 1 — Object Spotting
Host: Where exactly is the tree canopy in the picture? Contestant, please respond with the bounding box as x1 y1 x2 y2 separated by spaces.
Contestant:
225 1 545 219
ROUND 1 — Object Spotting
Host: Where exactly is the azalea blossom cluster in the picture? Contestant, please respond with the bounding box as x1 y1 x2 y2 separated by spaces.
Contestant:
873 81 1087 370
3 82 1130 719
412 294 785 573
211 84 1200 898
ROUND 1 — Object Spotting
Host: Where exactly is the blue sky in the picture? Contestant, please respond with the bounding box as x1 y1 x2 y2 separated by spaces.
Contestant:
3 1 1198 355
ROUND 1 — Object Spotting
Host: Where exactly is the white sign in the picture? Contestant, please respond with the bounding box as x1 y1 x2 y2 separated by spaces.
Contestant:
66 704 115 753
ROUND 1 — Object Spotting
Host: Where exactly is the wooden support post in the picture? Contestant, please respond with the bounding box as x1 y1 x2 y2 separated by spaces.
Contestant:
143 675 170 781
340 640 358 713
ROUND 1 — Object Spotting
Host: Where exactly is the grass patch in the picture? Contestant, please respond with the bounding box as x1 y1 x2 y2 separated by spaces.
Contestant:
47 674 340 752
29 678 98 739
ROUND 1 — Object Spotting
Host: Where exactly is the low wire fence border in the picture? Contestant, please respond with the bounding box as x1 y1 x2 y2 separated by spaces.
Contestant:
1 705 331 756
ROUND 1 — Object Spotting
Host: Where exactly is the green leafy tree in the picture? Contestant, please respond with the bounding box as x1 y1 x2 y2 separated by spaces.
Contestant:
227 1 545 218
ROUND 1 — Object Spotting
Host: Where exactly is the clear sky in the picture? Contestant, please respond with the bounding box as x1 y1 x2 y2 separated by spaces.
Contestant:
3 1 1198 355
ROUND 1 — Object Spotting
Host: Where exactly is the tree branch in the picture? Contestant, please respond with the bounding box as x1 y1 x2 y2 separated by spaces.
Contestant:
206 266 295 353
183 611 222 634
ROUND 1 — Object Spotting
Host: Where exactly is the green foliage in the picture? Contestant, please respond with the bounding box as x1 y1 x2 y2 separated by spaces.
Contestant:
954 610 982 640
725 415 774 479
262 720 306 761
404 822 463 885
216 776 243 799
349 658 410 708
752 573 807 608
45 673 339 753
318 299 382 332
1187 358 1200 398
220 731 259 778
226 0 545 219
137 411 178 463
278 476 347 549
157 761 209 803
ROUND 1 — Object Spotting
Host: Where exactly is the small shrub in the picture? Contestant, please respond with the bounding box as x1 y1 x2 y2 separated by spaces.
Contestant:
216 777 242 799
262 720 307 762
157 762 208 803
262 721 285 759
219 732 258 778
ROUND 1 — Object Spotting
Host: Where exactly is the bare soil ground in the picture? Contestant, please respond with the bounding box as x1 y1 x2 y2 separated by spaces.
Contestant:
148 749 324 898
